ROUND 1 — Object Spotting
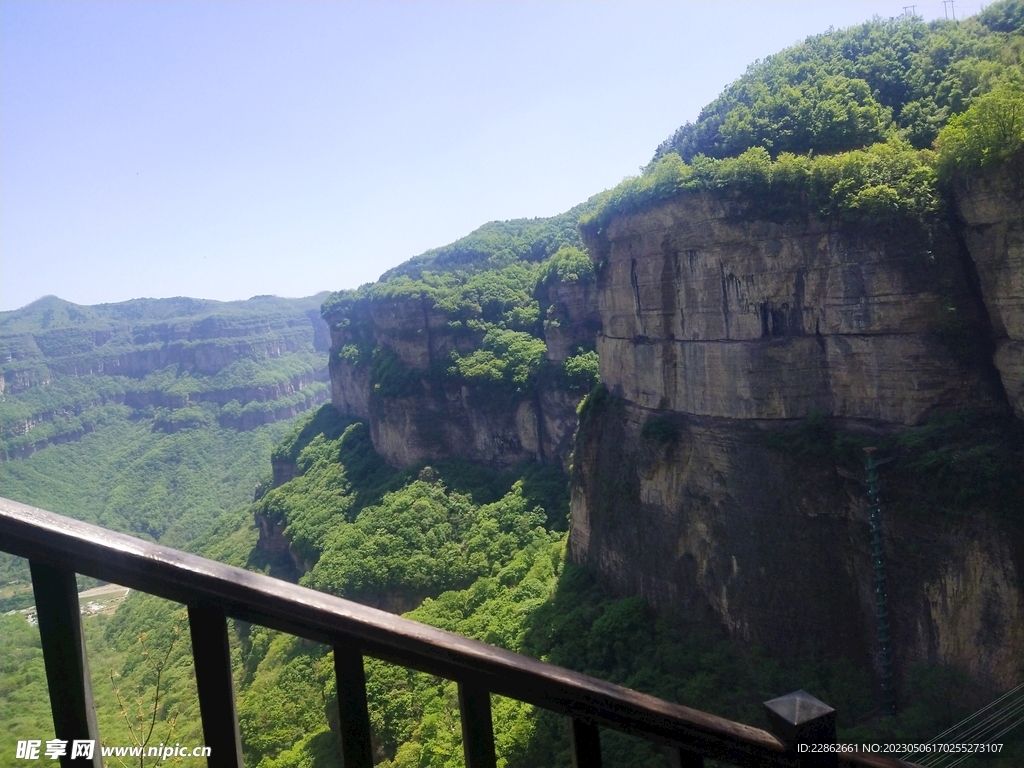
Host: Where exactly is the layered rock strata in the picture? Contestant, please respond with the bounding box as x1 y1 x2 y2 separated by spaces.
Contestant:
325 285 598 470
571 189 1023 693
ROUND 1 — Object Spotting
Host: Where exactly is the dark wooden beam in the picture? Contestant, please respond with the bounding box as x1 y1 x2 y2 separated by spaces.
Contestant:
29 561 102 768
333 644 374 768
187 603 244 768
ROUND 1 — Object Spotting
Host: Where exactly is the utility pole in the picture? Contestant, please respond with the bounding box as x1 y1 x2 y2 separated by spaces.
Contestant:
943 0 957 20
865 447 896 716
902 5 917 17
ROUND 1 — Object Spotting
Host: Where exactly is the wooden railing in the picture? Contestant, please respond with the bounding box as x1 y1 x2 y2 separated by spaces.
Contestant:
0 497 918 768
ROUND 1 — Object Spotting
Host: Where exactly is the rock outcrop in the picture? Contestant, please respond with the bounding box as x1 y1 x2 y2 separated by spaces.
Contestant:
590 194 1000 423
954 165 1024 419
571 185 1023 694
324 285 597 471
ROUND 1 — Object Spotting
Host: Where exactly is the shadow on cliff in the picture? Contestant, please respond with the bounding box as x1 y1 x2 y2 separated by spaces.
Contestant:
513 560 1018 767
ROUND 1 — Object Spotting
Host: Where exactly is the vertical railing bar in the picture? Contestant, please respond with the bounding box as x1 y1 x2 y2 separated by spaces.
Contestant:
29 561 103 767
187 603 244 768
333 644 374 768
670 746 705 767
458 681 497 768
570 718 602 768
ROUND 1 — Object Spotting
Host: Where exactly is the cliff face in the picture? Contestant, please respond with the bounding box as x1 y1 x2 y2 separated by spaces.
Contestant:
954 167 1024 419
590 194 999 423
325 283 597 471
571 181 1023 693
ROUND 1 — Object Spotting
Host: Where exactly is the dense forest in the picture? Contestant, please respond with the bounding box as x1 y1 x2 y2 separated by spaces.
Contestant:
2 3 1023 768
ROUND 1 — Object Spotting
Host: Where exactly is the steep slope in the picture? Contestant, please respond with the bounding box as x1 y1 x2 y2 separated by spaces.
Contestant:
5 6 1024 768
571 168 1023 690
568 13 1024 698
321 207 601 471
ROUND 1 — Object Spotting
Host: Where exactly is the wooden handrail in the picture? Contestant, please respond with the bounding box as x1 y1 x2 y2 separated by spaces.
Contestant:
0 497 918 768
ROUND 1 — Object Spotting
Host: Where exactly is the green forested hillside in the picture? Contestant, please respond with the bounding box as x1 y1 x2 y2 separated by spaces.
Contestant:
210 406 1017 768
0 293 329 603
653 3 1023 161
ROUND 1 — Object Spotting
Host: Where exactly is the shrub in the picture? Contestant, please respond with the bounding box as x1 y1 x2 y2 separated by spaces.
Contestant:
449 329 547 393
562 349 600 392
936 80 1024 181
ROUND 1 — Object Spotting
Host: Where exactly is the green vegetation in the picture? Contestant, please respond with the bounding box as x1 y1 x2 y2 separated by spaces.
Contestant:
327 249 601 406
321 207 605 411
0 592 207 768
0 293 329 602
374 204 598 284
936 80 1024 179
581 138 942 236
5 6 1024 768
1 293 329 459
538 246 595 287
449 329 547 394
228 408 1020 768
561 348 600 392
654 5 1024 161
581 2 1023 239
0 408 295 603
756 409 1024 520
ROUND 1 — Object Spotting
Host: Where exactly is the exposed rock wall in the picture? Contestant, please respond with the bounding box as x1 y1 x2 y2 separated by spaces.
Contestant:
325 287 595 471
366 385 581 471
542 281 602 363
571 399 1024 690
591 195 1000 423
571 188 1023 695
955 166 1024 418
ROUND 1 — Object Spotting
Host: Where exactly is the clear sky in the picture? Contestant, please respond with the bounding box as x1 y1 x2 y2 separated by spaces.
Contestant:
1 1 983 311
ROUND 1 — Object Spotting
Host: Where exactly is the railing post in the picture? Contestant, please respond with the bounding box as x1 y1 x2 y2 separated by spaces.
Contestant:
763 690 837 768
29 562 103 768
187 603 244 768
669 747 704 767
458 681 497 768
570 718 602 768
333 644 374 768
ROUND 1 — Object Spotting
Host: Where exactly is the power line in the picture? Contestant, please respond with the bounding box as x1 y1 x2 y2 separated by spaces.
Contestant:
908 681 1024 768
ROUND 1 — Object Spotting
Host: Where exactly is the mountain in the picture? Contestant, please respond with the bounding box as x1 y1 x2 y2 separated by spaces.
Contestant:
0 293 331 602
3 4 1023 768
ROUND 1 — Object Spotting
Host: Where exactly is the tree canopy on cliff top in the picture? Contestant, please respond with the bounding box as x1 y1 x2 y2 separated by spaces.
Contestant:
582 3 1023 238
653 0 1024 162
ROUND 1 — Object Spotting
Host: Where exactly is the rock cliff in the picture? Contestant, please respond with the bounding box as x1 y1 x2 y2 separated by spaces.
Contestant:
324 281 597 471
954 165 1024 419
570 175 1024 695
315 168 1022 697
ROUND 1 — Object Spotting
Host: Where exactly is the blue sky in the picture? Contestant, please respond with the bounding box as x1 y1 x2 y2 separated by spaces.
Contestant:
1 1 981 311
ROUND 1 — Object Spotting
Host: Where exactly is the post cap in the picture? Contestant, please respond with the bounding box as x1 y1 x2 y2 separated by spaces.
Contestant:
764 689 834 725
763 690 836 750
